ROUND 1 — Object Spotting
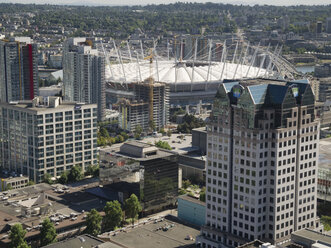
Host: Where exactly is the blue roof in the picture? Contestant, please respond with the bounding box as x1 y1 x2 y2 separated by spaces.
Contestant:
247 84 268 104
267 84 288 105
223 81 239 93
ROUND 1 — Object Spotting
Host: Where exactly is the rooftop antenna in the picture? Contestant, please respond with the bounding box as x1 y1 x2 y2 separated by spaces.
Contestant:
245 42 260 78
127 41 132 63
256 43 270 77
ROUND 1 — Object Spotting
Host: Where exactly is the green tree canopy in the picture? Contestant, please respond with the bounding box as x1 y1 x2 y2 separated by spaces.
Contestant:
125 194 142 225
9 224 28 248
40 218 57 246
85 164 99 177
100 127 110 138
155 140 172 150
43 173 53 184
104 200 123 231
85 209 102 236
57 172 68 184
134 125 143 139
68 165 83 182
27 180 35 186
199 187 206 202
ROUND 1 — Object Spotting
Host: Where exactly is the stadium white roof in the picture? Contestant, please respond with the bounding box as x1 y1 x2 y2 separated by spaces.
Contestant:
106 60 269 84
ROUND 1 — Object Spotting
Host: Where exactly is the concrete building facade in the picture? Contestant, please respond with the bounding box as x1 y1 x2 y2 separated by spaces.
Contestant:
63 38 105 121
0 37 39 103
0 96 98 183
197 79 320 248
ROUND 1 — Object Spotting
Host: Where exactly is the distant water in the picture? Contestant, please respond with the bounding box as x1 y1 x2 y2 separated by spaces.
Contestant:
296 65 314 74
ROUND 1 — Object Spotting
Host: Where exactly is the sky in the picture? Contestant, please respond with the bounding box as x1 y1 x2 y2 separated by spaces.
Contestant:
1 0 330 6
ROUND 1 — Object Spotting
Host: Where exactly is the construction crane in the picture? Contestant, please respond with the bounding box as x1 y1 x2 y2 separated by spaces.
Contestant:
144 48 155 78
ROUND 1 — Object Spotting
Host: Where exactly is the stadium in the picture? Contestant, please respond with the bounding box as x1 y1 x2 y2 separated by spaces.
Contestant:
103 40 299 106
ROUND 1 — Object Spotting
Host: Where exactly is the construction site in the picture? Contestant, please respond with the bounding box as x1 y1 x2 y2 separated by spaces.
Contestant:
117 77 169 132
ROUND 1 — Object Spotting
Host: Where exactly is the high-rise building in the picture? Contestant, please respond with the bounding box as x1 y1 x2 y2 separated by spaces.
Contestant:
0 96 98 183
316 21 323 34
326 18 331 34
63 37 105 121
118 78 169 133
197 79 320 247
0 37 39 103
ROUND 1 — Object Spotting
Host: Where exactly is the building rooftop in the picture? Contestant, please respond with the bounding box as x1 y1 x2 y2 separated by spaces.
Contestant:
103 216 200 248
318 138 331 169
291 229 331 246
219 78 313 108
42 234 104 248
0 97 96 112
178 195 206 206
0 182 107 246
101 141 175 161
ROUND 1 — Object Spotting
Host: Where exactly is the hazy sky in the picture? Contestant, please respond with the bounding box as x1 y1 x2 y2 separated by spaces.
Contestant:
1 0 330 6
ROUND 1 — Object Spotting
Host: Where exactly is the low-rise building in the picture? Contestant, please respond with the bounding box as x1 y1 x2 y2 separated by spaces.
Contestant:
0 175 29 191
99 141 178 214
178 195 205 227
291 229 331 248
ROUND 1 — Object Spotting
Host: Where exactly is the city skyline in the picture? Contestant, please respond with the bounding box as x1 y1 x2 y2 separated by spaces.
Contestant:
1 0 331 6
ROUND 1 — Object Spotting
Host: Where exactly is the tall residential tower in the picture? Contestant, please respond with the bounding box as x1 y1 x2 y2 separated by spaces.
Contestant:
0 37 39 102
63 38 105 121
197 79 320 248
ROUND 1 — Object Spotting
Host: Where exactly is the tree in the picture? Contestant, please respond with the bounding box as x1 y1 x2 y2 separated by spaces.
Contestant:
40 218 57 246
85 209 102 236
115 135 124 143
125 194 142 225
199 187 206 202
27 181 35 186
43 173 53 184
85 164 99 177
68 165 82 182
182 179 191 189
149 120 156 132
17 243 31 248
100 127 110 138
159 128 165 135
5 184 13 191
134 125 143 139
9 224 29 248
57 172 68 184
167 129 172 137
104 201 123 231
155 140 172 150
120 131 129 140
